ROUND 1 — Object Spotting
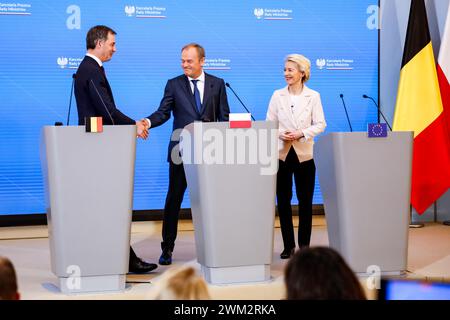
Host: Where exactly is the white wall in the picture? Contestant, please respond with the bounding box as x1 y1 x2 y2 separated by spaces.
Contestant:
380 0 450 222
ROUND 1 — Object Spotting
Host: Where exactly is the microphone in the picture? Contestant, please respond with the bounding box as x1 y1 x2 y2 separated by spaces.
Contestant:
362 94 392 131
339 94 353 132
66 73 76 126
212 84 216 122
225 82 255 121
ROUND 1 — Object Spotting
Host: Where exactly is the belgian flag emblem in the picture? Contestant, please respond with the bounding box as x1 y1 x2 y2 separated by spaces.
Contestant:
85 117 103 133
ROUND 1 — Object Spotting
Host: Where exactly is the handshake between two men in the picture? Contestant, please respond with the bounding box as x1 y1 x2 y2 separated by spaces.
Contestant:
135 119 150 140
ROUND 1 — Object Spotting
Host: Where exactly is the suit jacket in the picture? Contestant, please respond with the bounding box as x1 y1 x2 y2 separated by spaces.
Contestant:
74 56 135 125
266 85 326 162
147 72 230 161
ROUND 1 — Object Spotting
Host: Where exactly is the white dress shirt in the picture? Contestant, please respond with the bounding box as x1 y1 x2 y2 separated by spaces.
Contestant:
86 53 103 67
266 85 326 162
187 71 205 104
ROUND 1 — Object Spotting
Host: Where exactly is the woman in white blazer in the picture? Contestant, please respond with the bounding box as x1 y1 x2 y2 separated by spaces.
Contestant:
266 54 326 259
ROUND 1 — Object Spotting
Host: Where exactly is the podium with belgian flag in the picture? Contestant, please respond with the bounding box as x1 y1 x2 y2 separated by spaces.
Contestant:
40 124 136 294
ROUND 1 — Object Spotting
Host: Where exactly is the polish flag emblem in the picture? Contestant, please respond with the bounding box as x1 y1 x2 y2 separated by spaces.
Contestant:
229 113 252 128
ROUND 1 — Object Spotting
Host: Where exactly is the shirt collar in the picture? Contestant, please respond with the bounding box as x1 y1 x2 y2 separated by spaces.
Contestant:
188 71 205 83
86 53 103 67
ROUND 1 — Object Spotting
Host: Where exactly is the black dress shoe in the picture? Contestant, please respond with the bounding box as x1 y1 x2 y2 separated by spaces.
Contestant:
129 257 158 274
280 248 295 259
159 249 173 265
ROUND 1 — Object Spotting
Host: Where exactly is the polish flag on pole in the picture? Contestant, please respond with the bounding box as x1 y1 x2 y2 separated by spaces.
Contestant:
229 113 252 128
437 8 450 143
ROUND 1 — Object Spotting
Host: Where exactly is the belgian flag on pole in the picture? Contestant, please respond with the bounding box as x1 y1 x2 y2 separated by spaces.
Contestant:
85 117 103 133
393 0 450 214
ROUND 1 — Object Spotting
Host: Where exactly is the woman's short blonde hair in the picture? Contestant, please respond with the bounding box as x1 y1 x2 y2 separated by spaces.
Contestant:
285 54 311 83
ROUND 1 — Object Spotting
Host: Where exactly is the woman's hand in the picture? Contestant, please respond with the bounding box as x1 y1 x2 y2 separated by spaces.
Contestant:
280 131 293 141
288 129 304 140
281 130 304 141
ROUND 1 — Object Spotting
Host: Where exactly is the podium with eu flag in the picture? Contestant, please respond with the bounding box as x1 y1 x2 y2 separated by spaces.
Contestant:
314 131 413 275
180 120 278 284
40 125 136 294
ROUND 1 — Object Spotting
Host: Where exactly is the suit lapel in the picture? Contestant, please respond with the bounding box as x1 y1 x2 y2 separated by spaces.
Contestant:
281 86 314 127
87 56 115 104
280 87 297 127
201 73 212 115
103 73 114 102
181 76 199 114
293 87 313 121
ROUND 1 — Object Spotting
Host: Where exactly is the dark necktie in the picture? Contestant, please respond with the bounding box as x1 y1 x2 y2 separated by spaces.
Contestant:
191 79 202 112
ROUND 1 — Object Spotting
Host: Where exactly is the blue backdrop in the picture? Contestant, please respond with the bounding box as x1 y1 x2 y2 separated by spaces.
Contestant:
0 0 379 215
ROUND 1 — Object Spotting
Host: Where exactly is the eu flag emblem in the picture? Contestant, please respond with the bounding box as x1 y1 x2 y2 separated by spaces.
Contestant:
368 123 387 138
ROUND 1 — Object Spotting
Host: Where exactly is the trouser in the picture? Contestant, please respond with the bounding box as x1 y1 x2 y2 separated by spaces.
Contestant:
161 161 187 251
276 147 316 249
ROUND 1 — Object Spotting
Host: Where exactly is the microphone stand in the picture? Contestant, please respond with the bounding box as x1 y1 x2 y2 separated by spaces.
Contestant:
363 95 392 131
339 94 353 132
225 83 255 121
212 85 217 122
66 74 76 126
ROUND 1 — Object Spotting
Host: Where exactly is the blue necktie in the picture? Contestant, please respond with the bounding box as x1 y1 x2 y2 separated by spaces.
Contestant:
191 80 202 112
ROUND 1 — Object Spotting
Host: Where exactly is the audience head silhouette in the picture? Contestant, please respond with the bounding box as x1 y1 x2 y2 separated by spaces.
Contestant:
0 256 20 300
284 247 366 300
153 266 210 300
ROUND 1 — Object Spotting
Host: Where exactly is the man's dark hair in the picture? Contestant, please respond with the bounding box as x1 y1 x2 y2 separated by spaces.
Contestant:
0 257 18 300
86 25 116 50
284 247 366 300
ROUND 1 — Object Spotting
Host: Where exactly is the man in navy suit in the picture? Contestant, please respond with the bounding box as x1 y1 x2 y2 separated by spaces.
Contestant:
144 43 230 265
75 25 156 273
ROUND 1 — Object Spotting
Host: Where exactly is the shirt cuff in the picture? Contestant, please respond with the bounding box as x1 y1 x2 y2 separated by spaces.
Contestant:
145 118 151 128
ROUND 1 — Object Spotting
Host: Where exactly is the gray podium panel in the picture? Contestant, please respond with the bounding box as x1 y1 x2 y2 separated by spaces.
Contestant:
40 125 136 293
314 132 413 275
180 121 278 284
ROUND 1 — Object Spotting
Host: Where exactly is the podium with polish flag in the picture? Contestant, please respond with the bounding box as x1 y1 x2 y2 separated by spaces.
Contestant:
180 119 278 284
229 113 252 128
314 131 413 275
40 125 136 294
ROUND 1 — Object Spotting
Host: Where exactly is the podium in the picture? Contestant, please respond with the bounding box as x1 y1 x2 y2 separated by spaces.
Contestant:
314 132 413 275
40 125 136 293
180 121 278 284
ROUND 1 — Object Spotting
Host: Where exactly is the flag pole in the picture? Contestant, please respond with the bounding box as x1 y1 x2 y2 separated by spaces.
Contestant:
409 205 424 228
443 196 450 225
433 201 437 222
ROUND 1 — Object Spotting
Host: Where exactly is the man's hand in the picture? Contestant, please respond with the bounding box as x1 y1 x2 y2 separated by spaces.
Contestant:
136 119 149 139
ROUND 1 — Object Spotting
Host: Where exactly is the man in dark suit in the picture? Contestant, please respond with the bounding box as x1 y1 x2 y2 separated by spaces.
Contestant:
144 43 230 265
74 25 156 273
